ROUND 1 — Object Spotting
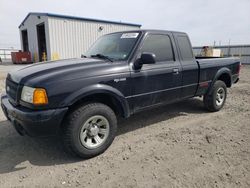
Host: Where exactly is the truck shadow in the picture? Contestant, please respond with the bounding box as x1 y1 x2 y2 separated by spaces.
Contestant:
0 98 205 174
117 98 206 135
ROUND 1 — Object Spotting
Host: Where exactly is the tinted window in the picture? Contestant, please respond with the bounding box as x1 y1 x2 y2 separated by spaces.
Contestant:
177 36 193 60
140 34 174 62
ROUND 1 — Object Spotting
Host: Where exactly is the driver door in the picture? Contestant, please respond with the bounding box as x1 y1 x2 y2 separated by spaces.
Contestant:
128 32 182 113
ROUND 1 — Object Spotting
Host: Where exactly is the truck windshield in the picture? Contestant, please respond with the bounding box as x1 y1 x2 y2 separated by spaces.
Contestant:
85 32 140 61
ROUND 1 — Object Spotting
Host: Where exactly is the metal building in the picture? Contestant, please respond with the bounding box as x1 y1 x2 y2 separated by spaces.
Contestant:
19 12 141 62
193 45 250 64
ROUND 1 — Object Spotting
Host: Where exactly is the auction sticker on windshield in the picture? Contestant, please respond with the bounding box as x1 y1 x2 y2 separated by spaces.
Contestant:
121 33 139 39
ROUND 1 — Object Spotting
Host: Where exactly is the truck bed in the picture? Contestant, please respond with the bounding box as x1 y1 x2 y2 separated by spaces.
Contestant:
194 56 240 96
196 57 240 68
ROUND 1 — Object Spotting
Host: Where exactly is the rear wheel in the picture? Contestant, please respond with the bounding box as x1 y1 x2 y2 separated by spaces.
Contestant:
62 103 117 158
204 80 227 112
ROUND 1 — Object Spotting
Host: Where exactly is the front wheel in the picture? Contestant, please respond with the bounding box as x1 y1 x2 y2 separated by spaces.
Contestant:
204 80 227 112
62 103 117 158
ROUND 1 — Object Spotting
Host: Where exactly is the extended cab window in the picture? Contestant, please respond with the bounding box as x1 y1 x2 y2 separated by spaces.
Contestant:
140 34 174 62
177 36 194 60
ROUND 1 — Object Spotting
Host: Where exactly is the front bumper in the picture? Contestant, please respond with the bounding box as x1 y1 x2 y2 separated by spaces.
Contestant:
1 95 68 137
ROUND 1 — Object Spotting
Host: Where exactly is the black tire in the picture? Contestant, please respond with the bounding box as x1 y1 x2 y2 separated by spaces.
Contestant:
204 80 227 112
62 103 117 158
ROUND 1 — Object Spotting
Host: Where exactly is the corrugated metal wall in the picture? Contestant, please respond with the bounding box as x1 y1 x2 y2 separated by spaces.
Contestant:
193 45 250 64
20 14 140 62
48 17 140 60
19 15 50 62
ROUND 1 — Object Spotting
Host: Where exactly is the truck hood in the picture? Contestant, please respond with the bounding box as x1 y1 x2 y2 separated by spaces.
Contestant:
8 58 127 86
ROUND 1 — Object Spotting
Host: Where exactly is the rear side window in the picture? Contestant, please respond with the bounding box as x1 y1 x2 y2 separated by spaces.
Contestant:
177 36 193 60
140 34 174 62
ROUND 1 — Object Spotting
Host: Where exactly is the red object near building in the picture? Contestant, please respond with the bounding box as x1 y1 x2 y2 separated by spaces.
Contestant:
11 51 32 64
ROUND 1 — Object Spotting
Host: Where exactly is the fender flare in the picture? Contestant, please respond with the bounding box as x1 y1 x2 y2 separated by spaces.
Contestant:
59 84 130 117
207 67 232 95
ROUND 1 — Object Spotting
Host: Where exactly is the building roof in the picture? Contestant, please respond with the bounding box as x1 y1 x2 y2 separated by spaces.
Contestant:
19 12 142 28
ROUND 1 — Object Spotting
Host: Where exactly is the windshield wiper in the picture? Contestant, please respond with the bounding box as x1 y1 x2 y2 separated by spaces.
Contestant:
90 54 113 62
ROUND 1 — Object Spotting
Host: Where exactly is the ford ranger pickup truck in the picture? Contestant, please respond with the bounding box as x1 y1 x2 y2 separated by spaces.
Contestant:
1 30 240 158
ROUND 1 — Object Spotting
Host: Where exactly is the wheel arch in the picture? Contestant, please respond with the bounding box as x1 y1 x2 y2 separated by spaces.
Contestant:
208 68 232 95
60 84 130 118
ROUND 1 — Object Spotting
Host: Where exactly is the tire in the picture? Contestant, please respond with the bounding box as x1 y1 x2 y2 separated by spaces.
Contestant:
204 80 227 112
62 103 117 158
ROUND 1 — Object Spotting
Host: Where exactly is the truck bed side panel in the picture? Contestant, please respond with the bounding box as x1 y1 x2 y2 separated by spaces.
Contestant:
195 57 240 96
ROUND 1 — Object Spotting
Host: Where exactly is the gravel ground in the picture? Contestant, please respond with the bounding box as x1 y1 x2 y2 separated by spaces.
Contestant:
0 63 249 188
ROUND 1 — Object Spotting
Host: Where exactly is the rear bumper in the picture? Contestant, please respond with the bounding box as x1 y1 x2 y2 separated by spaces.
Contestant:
1 95 68 137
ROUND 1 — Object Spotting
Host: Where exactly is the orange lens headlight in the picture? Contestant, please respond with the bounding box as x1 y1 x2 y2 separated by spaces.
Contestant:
33 88 48 105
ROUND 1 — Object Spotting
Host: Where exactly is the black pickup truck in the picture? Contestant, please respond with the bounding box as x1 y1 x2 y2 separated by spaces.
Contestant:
1 30 240 158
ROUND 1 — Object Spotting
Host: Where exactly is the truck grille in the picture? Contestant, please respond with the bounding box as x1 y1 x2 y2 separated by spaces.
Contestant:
6 78 19 105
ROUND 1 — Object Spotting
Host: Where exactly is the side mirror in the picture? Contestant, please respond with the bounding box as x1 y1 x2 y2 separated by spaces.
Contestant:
141 52 156 64
134 52 156 69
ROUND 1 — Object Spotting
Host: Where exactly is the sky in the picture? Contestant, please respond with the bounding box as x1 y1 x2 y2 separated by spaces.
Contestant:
0 0 250 49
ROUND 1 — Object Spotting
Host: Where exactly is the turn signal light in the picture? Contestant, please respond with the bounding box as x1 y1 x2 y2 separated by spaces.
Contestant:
33 88 48 105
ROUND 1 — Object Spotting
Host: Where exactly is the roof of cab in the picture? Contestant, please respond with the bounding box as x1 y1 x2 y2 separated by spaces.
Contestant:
107 29 187 35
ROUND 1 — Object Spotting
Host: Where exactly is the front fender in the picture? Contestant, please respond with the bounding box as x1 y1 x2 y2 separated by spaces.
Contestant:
59 84 130 117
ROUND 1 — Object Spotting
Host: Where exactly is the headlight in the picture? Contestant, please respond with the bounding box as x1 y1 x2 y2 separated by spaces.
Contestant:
21 86 48 105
